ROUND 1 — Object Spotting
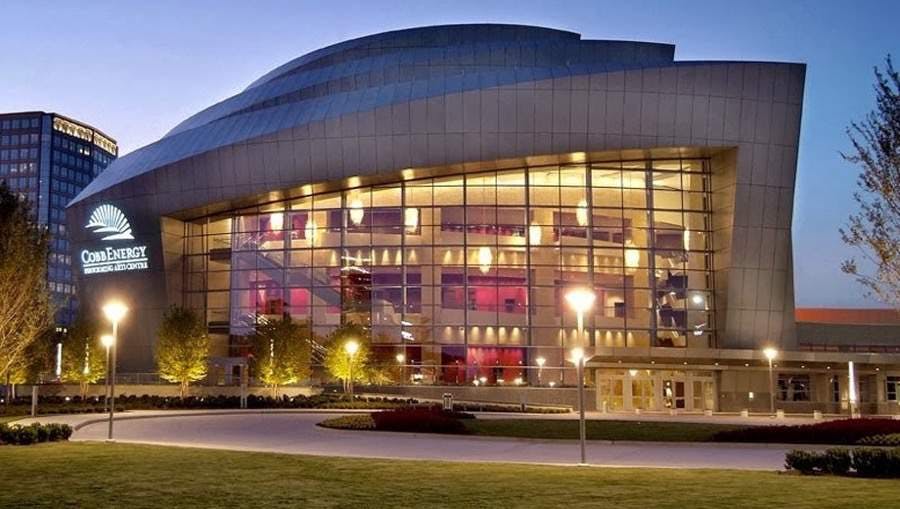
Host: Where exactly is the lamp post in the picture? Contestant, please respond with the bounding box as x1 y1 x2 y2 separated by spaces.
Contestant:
565 287 595 466
101 334 114 413
535 356 546 387
571 347 586 464
763 347 778 417
345 340 359 400
396 353 406 385
102 301 128 441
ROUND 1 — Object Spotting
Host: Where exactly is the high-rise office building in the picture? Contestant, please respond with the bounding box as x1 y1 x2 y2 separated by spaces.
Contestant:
0 111 117 325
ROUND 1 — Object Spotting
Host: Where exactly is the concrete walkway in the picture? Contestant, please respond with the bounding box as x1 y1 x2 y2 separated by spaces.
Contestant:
39 411 813 471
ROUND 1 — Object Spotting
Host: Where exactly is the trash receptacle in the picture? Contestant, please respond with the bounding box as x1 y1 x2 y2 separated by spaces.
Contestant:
442 393 453 411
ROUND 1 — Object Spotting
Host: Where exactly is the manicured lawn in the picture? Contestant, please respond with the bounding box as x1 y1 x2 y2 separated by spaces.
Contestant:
0 415 24 424
1 443 898 508
464 418 746 442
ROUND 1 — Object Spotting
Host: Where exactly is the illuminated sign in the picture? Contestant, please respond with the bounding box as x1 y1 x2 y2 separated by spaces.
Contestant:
53 116 119 156
80 204 148 275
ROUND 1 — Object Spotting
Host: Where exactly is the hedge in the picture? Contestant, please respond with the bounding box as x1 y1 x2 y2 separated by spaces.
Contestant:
857 433 900 447
713 418 900 445
368 407 472 434
1 394 567 416
0 423 73 446
785 447 900 478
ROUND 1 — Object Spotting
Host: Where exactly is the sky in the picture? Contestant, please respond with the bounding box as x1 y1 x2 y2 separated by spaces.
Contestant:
1 0 897 308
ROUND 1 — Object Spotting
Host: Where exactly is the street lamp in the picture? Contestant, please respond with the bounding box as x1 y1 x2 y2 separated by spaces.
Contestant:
848 361 858 418
535 356 546 386
396 353 406 385
566 285 595 466
101 334 114 412
570 347 587 465
763 347 778 417
102 300 128 441
344 339 359 400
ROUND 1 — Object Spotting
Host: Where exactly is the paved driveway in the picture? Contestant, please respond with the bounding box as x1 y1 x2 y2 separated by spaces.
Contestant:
70 412 798 470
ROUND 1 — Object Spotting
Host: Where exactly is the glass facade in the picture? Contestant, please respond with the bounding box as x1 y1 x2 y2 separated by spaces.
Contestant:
183 157 715 383
0 113 117 325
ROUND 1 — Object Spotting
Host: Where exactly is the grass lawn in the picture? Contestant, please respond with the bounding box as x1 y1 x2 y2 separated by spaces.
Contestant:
0 443 898 508
463 419 746 442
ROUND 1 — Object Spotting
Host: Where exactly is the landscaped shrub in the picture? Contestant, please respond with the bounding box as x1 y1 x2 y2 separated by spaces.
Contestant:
1 393 566 416
785 450 819 474
713 418 900 445
784 449 850 475
0 423 74 446
0 394 419 417
370 407 469 434
821 448 852 475
852 448 900 478
857 433 900 446
785 447 900 478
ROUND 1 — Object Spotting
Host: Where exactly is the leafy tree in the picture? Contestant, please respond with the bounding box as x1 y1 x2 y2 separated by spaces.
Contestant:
841 55 900 309
323 322 371 392
251 316 311 397
0 182 53 403
7 330 55 389
156 306 210 398
61 311 106 398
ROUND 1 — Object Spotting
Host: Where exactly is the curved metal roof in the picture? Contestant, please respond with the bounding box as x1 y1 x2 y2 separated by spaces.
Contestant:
71 24 675 206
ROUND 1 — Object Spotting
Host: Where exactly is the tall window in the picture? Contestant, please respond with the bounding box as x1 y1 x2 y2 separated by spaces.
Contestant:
182 158 716 381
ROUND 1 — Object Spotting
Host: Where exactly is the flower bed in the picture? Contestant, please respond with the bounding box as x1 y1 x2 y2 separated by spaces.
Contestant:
0 423 73 446
370 407 472 434
712 418 900 445
318 406 472 435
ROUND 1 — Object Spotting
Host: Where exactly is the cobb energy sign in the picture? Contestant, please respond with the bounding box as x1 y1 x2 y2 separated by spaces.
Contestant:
80 204 149 274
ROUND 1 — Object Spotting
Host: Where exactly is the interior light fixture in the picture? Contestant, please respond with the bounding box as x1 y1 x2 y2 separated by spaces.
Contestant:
349 198 364 225
478 246 493 274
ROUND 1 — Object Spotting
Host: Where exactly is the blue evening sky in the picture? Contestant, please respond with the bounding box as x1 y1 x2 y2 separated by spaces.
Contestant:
1 1 897 308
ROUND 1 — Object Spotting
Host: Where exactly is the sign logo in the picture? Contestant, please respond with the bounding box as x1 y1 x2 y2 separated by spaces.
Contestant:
85 204 134 240
80 204 148 275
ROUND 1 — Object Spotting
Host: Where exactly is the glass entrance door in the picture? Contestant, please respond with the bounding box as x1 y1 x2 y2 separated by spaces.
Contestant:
692 380 715 411
663 380 685 409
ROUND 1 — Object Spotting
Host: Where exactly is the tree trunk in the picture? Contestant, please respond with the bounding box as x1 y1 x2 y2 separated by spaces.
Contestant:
180 380 187 399
80 381 88 399
4 371 9 411
271 384 278 399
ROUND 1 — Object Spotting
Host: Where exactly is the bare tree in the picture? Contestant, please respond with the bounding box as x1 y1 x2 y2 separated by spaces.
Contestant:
841 56 900 310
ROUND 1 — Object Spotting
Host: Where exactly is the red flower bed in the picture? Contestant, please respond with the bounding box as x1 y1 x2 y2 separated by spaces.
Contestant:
370 407 471 435
713 418 900 444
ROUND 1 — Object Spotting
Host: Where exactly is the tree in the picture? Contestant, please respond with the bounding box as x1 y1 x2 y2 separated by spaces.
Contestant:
61 311 106 398
156 306 210 398
323 322 371 393
0 182 53 403
7 330 55 394
251 316 311 397
841 56 900 309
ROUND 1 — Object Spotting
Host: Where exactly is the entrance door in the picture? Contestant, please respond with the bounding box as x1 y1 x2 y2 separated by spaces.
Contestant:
663 380 685 409
693 380 715 411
